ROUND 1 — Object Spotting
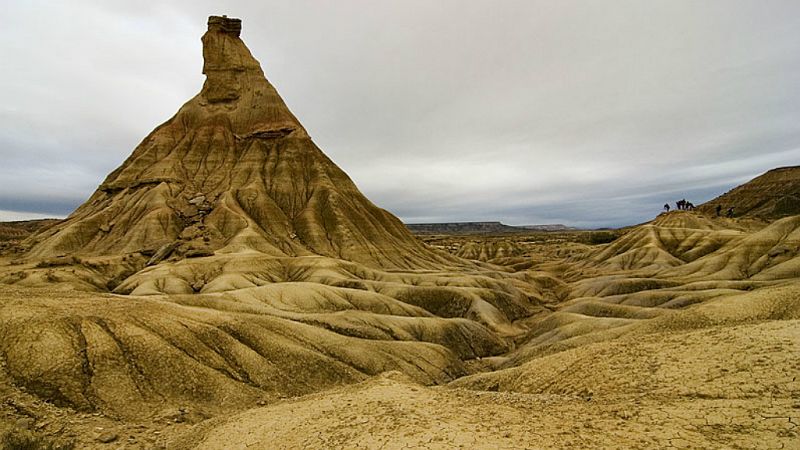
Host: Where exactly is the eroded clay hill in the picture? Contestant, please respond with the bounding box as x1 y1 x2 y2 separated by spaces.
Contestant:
0 17 541 436
698 165 800 219
20 16 451 273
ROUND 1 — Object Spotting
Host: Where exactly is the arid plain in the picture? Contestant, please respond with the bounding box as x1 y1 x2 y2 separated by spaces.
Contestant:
1 16 798 450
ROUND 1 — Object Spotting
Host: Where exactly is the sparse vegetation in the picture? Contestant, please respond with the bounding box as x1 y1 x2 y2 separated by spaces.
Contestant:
34 256 81 268
586 230 620 245
0 427 75 450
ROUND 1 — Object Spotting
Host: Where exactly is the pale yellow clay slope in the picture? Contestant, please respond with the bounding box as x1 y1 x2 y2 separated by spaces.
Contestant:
183 309 798 449
697 165 800 219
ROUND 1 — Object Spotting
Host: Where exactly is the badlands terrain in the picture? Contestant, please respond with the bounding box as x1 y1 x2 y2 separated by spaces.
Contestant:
0 16 798 450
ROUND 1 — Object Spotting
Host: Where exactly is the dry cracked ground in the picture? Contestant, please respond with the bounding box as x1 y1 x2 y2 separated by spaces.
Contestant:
0 212 798 449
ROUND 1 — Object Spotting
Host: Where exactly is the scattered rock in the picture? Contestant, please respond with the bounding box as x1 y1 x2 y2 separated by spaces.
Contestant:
181 205 200 217
191 280 205 292
188 195 206 205
15 417 34 429
35 255 80 268
186 247 214 258
96 431 118 443
147 242 179 266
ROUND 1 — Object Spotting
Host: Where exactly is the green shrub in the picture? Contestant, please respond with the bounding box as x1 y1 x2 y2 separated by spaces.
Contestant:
587 231 619 245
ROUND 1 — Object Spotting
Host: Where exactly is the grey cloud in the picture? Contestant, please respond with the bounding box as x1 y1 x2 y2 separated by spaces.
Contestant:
2 1 799 227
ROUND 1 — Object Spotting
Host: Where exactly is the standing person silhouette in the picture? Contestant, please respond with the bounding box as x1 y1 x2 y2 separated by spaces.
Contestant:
664 203 670 212
715 204 722 216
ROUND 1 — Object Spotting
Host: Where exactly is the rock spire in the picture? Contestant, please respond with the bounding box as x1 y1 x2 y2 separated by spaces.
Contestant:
24 16 453 271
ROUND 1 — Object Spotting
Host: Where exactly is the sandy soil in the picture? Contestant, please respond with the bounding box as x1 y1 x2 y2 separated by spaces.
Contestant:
180 319 799 449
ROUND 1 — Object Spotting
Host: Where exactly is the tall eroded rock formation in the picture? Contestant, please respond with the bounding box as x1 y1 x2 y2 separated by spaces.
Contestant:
25 16 447 269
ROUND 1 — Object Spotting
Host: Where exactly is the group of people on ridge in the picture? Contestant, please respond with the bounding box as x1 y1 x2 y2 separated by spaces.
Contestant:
662 201 735 218
663 199 695 212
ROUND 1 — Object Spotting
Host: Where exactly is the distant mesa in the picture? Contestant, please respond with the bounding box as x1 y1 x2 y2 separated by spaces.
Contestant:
405 222 578 234
517 224 580 232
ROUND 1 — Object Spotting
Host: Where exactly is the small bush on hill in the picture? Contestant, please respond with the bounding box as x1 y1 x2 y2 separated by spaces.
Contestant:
587 231 619 245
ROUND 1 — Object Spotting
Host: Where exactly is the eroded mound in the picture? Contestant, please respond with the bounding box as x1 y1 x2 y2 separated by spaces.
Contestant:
698 165 800 219
179 311 799 449
0 274 528 420
3 210 800 448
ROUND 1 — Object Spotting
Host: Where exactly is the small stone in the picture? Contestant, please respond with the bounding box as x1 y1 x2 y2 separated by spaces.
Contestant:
147 241 179 266
96 431 118 443
188 195 206 205
182 205 200 217
186 247 214 258
15 417 34 429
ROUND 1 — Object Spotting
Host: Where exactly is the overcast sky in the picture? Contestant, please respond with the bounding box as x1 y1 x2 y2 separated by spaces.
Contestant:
2 1 799 227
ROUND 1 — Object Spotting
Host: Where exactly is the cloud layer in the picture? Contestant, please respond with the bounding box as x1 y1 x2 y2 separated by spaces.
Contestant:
2 1 799 227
